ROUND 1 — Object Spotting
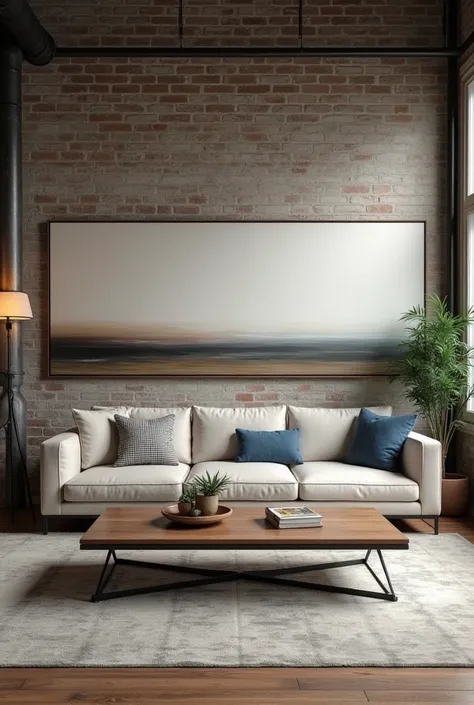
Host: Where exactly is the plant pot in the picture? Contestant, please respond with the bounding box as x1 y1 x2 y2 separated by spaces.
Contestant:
441 473 470 517
196 494 219 516
177 501 192 516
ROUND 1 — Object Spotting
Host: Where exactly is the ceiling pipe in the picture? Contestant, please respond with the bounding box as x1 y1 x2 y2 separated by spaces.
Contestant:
0 0 55 65
57 46 460 59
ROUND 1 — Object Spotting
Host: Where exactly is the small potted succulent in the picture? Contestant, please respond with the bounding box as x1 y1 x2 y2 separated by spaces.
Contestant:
177 484 196 516
192 471 231 516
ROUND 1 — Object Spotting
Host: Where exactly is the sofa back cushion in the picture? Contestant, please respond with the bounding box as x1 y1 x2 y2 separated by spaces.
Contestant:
288 406 392 462
74 407 131 469
129 407 192 464
192 406 287 463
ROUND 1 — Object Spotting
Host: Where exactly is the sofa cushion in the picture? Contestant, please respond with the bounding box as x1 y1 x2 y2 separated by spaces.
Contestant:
114 414 179 467
344 407 417 472
187 461 298 501
287 406 392 462
63 463 190 503
236 428 303 464
73 408 131 469
291 461 419 502
129 407 192 464
192 406 287 463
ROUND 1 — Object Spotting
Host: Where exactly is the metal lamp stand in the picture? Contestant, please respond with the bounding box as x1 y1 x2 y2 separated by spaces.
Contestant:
1 318 36 525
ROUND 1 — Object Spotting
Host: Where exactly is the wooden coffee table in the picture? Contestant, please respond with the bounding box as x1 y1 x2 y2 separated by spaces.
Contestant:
81 506 408 603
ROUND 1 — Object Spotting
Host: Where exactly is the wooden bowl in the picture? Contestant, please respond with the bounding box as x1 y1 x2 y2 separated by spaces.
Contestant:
161 505 233 526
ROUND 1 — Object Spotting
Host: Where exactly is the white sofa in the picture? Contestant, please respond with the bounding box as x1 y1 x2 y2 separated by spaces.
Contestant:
40 404 442 534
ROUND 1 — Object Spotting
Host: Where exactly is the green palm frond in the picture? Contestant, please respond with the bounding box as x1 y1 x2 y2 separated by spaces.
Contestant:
391 294 474 473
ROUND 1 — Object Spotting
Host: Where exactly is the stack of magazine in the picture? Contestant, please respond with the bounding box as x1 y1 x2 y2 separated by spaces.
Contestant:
265 506 323 529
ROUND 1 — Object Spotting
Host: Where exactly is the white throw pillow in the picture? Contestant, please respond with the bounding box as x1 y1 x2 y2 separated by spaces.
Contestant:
73 408 131 469
192 405 287 463
288 406 392 462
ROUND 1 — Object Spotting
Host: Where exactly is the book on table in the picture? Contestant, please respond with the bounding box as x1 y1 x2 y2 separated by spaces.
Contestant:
265 506 323 529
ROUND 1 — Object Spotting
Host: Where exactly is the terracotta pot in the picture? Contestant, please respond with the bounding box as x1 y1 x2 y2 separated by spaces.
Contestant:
441 473 470 517
196 494 219 516
177 501 192 516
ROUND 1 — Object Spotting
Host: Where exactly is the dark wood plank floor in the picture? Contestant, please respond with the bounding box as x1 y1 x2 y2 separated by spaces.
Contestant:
0 510 473 704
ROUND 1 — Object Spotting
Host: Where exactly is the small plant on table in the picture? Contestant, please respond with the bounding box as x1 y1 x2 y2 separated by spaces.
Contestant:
192 471 231 516
177 484 199 516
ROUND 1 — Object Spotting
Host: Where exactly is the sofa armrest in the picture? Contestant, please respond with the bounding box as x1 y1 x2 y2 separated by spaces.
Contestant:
40 432 81 516
401 431 442 516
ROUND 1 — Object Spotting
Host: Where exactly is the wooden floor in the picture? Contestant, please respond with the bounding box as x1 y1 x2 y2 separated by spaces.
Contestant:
1 511 474 704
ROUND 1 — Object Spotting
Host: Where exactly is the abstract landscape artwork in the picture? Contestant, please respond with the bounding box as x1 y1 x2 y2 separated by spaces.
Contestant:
48 220 425 377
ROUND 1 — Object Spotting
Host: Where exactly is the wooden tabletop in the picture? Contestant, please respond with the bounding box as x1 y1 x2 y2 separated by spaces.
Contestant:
80 506 409 550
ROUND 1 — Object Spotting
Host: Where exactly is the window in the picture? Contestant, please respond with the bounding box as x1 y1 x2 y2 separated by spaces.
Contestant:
461 61 474 415
468 214 474 398
469 81 474 197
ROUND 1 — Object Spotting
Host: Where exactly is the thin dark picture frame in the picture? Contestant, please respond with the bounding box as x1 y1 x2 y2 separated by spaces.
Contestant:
47 219 427 379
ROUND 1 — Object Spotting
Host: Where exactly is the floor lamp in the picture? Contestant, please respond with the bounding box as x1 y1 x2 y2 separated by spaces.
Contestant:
0 291 36 524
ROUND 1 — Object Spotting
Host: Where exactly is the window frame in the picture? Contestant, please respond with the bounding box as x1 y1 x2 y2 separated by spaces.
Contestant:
460 57 474 424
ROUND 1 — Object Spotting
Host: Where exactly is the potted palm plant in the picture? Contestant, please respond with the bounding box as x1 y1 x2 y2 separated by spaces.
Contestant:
192 471 231 516
393 294 474 516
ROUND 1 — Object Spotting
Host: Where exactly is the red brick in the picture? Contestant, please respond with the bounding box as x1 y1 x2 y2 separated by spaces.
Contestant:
89 113 123 122
98 123 132 132
235 394 254 402
367 205 394 214
344 186 369 194
34 195 57 203
173 206 199 215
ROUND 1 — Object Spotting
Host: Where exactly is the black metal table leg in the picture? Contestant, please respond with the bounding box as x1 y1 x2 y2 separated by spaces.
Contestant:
88 549 398 603
376 550 397 598
90 551 243 602
92 550 117 602
243 549 397 602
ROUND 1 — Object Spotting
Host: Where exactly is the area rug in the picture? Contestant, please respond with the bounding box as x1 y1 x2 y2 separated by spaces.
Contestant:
1 532 474 667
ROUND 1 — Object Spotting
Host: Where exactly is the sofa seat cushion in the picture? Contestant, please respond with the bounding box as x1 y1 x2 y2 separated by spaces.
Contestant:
63 463 190 503
186 461 298 501
292 462 419 502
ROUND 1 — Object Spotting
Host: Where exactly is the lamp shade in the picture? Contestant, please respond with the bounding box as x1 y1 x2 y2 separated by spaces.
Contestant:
0 292 33 320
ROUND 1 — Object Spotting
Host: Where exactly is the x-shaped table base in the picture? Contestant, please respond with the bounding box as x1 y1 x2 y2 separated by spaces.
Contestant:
91 549 397 602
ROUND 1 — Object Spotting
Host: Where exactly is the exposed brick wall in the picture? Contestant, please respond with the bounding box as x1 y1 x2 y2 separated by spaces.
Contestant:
303 0 443 48
18 56 447 496
184 0 300 47
29 0 444 48
460 0 474 45
29 0 180 48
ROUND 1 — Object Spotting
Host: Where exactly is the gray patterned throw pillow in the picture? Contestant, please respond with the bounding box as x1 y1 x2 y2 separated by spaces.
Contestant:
114 414 179 467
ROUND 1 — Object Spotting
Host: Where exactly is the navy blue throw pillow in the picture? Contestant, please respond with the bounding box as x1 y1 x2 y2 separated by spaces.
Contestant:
235 428 303 464
344 408 416 472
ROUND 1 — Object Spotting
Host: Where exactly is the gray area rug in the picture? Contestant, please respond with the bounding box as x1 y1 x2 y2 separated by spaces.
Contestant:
0 532 473 667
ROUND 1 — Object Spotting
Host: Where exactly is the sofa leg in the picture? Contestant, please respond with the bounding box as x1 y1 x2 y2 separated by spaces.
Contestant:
434 517 439 535
42 517 48 535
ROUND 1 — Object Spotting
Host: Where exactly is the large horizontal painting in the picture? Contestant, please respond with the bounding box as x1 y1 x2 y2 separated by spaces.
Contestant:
48 221 425 377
